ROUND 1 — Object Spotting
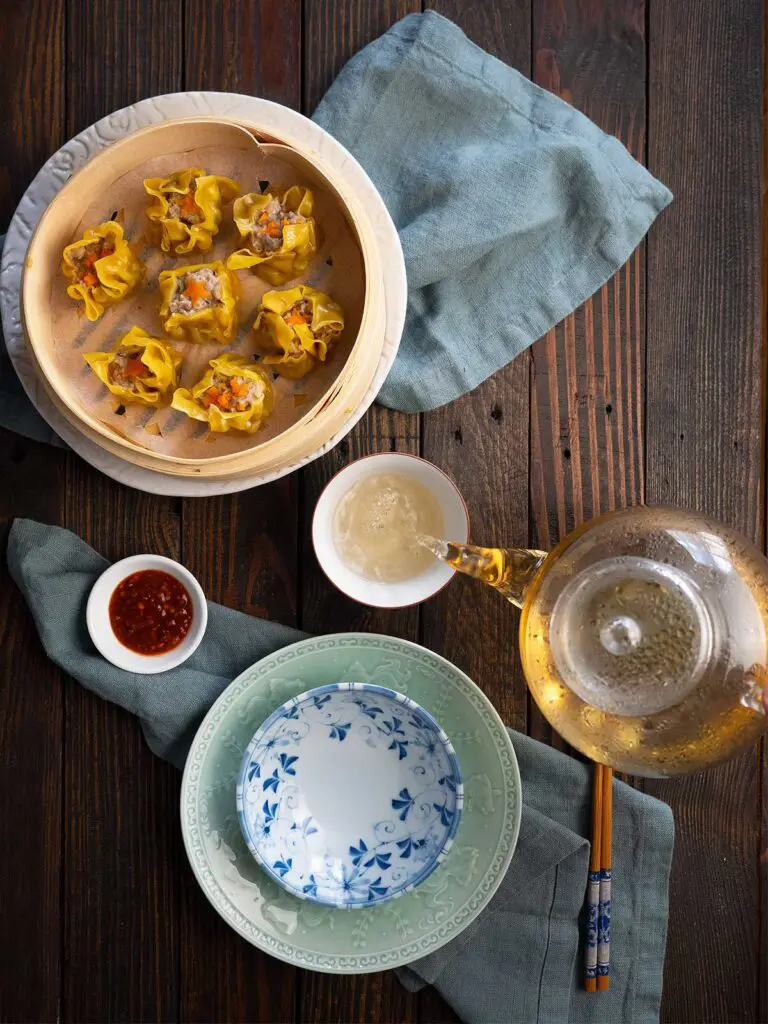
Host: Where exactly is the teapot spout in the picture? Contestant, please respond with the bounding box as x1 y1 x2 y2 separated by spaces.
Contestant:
418 536 548 608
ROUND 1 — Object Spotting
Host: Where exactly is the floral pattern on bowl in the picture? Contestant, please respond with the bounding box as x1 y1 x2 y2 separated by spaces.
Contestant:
236 682 463 908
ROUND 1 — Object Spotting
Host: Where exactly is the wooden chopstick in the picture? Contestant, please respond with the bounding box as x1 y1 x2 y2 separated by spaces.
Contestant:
584 762 604 991
597 767 613 991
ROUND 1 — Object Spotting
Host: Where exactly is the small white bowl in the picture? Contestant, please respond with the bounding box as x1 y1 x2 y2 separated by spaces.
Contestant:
86 554 208 673
312 453 469 608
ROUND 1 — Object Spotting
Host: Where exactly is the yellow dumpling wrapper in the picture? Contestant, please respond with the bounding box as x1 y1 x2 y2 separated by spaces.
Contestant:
226 186 317 285
158 260 240 344
144 168 240 255
83 327 182 407
253 285 344 380
171 353 274 434
61 221 142 322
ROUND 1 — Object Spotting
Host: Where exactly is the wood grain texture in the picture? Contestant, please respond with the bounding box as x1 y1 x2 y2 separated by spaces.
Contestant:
0 0 763 1019
178 4 302 1021
0 442 66 1024
298 6 420 1021
299 0 420 646
529 0 646 750
645 2 764 1021
65 0 183 136
60 3 184 1020
0 2 66 1021
0 0 64 224
531 0 646 538
417 7 530 1021
761 7 768 1020
62 460 182 1023
420 0 532 733
177 479 300 1024
185 0 301 101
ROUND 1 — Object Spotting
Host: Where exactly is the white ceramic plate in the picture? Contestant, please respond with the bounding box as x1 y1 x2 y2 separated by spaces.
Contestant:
0 92 407 496
181 633 522 973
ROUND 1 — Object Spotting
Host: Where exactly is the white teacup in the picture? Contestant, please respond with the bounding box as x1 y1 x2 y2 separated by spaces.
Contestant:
312 453 470 608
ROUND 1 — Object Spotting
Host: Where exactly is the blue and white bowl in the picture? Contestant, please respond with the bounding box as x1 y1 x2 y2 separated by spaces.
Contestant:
236 682 463 908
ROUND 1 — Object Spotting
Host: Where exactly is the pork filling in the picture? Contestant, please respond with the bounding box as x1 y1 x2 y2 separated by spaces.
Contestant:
169 268 222 315
282 298 341 343
107 346 152 393
249 197 307 255
167 183 202 225
71 238 115 289
200 373 264 413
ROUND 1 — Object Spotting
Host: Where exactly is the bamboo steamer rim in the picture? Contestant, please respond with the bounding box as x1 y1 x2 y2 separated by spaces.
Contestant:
22 116 387 475
27 334 380 479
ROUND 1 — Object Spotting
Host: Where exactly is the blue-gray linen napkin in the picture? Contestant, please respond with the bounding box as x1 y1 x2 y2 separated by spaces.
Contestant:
7 517 674 1024
0 11 671 437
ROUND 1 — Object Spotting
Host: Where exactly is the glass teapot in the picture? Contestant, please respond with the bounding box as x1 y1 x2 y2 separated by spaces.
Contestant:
422 506 768 776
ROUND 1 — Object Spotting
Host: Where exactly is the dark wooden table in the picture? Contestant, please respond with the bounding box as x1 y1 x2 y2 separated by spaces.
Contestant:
0 1 764 1021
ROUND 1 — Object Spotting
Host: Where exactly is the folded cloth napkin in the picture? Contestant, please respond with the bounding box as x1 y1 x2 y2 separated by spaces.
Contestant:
314 11 672 411
7 517 674 1024
0 13 671 439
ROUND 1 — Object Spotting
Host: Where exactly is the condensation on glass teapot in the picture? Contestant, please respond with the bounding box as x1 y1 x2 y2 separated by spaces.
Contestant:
421 507 768 776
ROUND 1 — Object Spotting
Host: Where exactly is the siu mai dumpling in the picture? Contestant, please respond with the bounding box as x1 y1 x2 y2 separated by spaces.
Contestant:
227 186 317 285
84 327 182 406
171 353 273 434
61 221 142 322
253 285 344 379
144 168 240 255
158 260 240 344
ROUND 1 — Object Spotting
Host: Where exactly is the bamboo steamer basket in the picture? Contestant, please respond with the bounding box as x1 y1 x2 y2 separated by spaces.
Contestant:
22 117 387 479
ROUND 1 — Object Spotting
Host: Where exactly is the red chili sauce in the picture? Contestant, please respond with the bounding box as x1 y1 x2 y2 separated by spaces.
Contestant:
109 569 193 655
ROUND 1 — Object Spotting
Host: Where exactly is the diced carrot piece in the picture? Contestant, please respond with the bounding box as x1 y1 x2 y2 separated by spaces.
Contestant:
82 271 98 288
230 378 248 397
180 192 198 215
266 221 281 237
125 357 145 377
183 279 212 304
285 311 310 325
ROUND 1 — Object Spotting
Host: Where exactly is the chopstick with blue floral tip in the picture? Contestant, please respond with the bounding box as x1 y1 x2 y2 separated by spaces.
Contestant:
584 763 603 991
597 767 613 991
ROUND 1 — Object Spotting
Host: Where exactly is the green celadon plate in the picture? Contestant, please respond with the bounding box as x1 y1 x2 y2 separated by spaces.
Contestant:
181 633 522 973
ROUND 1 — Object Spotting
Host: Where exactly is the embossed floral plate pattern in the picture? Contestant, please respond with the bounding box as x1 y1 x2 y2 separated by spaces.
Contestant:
237 683 463 907
181 633 521 973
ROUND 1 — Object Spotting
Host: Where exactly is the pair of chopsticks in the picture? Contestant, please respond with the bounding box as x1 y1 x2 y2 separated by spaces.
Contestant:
584 763 613 992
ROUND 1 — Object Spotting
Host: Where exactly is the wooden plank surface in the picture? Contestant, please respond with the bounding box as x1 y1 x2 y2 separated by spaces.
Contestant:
529 0 647 755
414 5 533 1014
59 3 184 1021
0 2 66 1022
298 6 421 1020
0 0 765 1020
178 2 302 1020
645 2 764 1021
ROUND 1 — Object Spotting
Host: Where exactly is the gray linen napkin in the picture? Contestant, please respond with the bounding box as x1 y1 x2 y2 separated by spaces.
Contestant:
0 12 671 438
314 11 672 411
7 517 674 1023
